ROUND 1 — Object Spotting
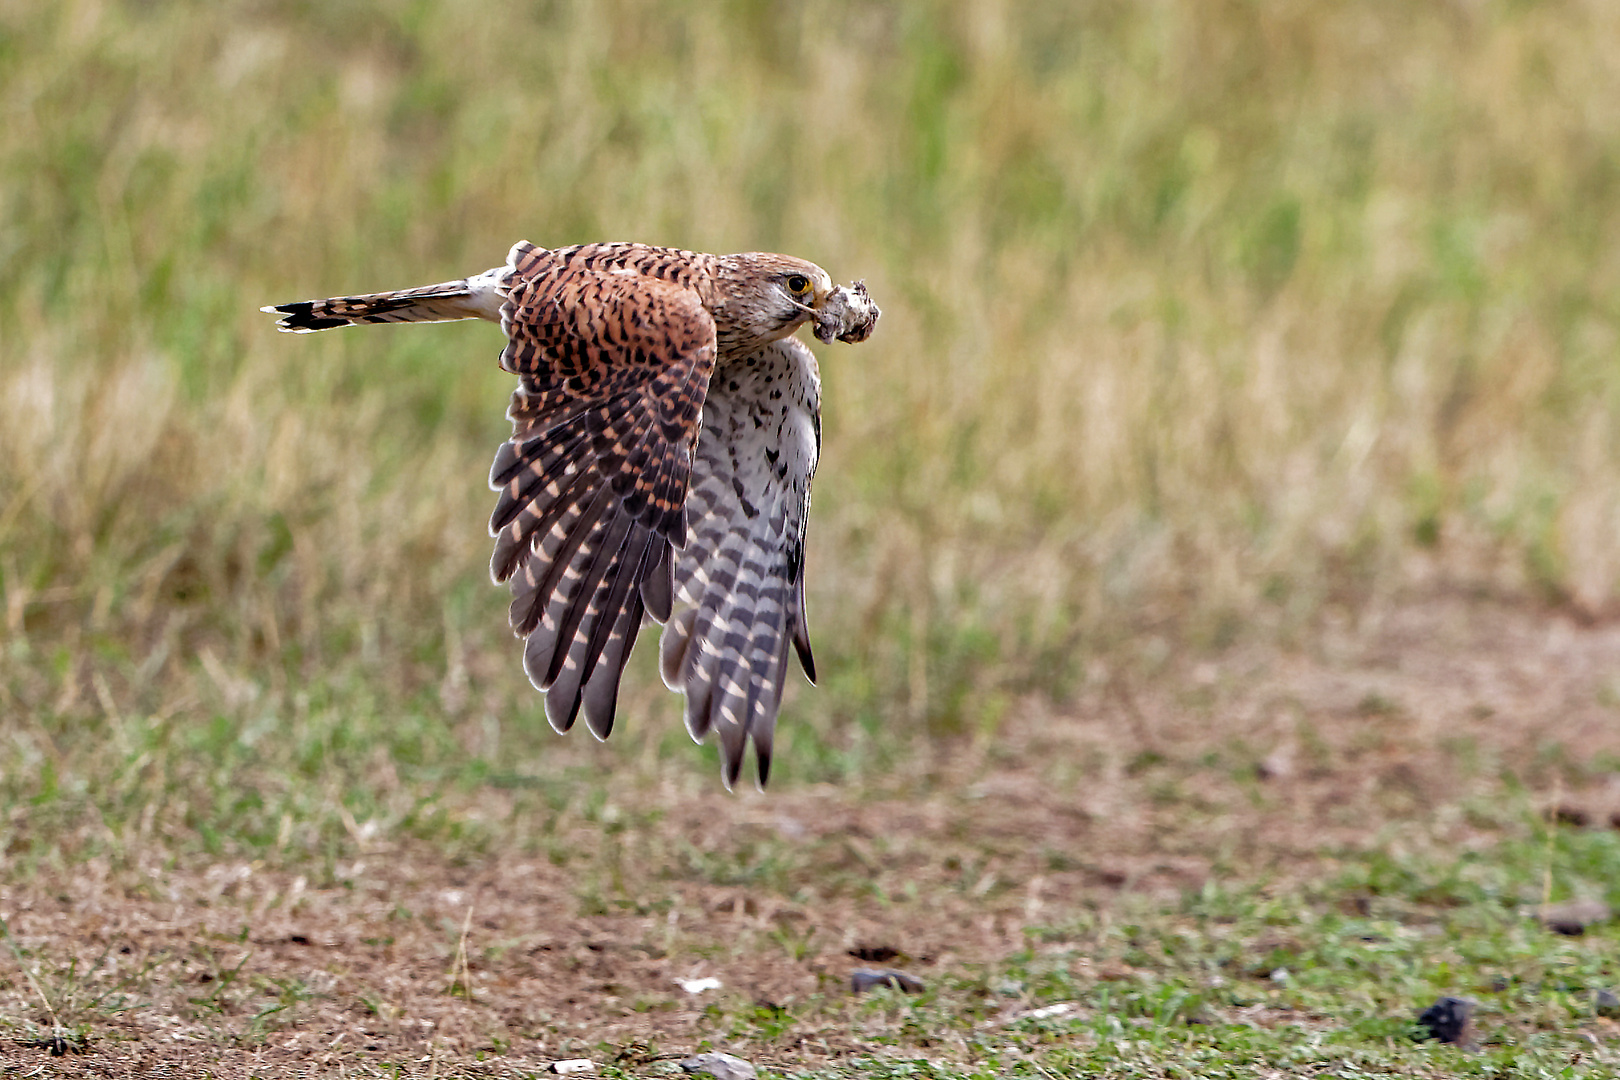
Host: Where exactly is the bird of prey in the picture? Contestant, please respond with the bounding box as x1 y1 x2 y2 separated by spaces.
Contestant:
264 241 879 788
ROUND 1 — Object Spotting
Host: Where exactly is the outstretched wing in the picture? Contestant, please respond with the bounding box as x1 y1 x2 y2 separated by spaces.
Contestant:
490 242 716 739
657 337 822 789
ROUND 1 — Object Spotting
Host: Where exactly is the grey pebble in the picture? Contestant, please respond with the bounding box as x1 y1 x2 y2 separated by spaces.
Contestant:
1595 988 1620 1018
1535 899 1611 936
678 1052 757 1080
850 967 925 994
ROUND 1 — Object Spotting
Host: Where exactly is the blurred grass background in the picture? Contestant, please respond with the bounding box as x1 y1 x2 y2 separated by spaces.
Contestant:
3 0 1620 862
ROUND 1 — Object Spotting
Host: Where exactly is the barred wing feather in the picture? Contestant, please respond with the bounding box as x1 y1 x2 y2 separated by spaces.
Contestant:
490 244 714 739
657 337 822 788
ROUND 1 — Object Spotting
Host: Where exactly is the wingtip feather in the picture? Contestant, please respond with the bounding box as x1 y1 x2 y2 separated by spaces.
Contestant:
794 633 817 685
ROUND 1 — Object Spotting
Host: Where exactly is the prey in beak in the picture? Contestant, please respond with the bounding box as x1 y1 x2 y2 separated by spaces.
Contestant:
807 280 881 344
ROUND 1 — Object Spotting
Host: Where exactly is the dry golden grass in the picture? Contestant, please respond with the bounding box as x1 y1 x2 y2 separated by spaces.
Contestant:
8 3 1620 738
3 0 1620 848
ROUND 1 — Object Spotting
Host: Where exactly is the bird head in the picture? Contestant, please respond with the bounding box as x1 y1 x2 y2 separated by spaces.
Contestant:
713 253 877 351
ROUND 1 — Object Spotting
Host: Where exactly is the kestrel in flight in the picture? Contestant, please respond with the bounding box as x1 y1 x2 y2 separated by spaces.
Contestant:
264 242 879 788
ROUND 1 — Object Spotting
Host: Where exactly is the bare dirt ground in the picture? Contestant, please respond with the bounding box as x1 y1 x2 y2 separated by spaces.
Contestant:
4 592 1620 1076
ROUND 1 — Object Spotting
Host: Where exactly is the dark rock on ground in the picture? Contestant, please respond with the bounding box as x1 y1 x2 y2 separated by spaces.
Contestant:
850 967 926 994
1415 997 1474 1046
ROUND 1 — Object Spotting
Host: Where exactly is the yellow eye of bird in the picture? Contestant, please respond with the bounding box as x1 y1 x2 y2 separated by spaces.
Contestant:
786 274 811 296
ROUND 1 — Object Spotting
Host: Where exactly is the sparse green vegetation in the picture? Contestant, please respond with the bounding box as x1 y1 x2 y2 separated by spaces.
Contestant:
3 1 1620 1075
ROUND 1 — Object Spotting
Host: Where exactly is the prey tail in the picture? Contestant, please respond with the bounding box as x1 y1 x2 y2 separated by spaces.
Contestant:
262 267 507 333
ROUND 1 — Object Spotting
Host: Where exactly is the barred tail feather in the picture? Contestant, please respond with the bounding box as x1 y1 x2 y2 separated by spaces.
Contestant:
262 269 506 332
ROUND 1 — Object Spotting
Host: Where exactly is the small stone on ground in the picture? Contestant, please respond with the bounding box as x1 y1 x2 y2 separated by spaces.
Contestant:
679 1051 757 1080
1534 899 1611 935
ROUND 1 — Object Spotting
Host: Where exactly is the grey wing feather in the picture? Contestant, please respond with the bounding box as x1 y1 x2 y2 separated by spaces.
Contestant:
656 337 822 789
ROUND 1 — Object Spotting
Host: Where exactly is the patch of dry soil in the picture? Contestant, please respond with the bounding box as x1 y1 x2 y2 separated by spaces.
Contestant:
4 593 1619 1076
